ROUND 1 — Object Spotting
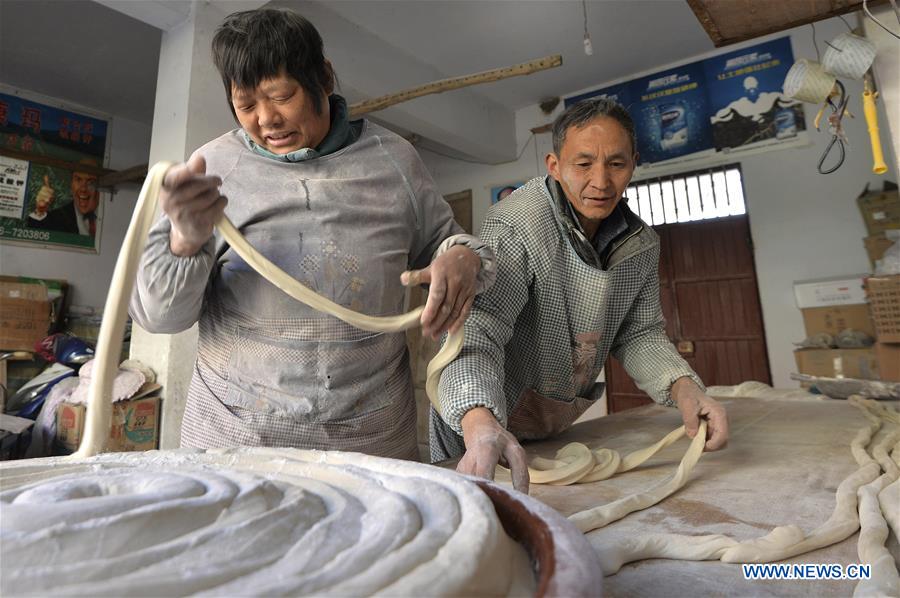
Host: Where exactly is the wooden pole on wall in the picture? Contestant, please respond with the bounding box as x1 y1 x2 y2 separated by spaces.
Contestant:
56 54 563 188
0 148 113 178
349 54 563 118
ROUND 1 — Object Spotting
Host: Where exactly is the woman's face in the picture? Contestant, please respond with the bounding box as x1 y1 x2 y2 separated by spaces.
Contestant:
231 70 331 155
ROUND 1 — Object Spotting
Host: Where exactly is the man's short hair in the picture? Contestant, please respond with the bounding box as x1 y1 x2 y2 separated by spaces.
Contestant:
551 98 637 155
212 8 333 117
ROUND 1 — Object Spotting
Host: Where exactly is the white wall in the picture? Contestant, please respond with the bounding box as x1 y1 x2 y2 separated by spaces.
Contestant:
0 91 152 310
419 17 898 390
864 4 900 176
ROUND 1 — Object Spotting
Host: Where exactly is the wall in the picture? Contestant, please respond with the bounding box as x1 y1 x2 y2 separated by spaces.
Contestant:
0 88 152 310
863 3 900 175
419 17 898 390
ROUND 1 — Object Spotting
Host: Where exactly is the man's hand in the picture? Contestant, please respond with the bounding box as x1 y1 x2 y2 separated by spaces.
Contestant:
401 245 481 339
161 154 227 257
457 407 530 494
671 377 728 451
35 175 55 214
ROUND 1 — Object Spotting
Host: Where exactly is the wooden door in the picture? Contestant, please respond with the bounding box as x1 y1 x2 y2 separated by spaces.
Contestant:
606 215 770 412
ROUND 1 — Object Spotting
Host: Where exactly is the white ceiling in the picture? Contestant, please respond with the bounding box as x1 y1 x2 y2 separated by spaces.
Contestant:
315 0 714 110
0 0 161 124
0 0 715 142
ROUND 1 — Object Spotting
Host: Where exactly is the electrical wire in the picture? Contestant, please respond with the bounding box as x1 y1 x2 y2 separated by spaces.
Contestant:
838 14 854 31
810 23 821 61
581 0 593 55
863 0 900 39
818 80 849 175
582 0 589 38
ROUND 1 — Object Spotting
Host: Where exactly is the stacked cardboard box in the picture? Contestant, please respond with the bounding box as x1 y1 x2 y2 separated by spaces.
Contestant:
793 275 879 380
858 185 900 238
858 184 900 382
866 276 900 382
0 276 68 352
864 234 896 269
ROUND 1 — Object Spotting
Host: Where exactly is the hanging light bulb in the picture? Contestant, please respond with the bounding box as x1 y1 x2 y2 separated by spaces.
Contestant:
582 0 593 56
583 32 594 56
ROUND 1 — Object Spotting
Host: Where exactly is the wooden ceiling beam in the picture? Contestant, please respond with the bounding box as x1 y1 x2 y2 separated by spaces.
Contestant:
686 0 889 47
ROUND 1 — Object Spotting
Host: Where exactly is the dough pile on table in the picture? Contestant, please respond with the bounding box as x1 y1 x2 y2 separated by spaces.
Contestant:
1 448 536 597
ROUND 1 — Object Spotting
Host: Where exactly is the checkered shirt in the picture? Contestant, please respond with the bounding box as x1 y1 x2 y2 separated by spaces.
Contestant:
431 176 703 461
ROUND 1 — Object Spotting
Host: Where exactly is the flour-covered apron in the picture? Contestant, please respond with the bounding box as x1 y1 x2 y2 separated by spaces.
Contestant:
180 125 459 460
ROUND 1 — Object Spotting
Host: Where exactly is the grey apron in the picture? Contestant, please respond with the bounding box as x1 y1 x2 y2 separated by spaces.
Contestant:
179 123 460 460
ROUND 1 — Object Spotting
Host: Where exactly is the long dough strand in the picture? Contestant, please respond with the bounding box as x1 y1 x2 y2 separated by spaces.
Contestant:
74 162 463 458
507 426 687 486
583 397 900 577
568 421 707 533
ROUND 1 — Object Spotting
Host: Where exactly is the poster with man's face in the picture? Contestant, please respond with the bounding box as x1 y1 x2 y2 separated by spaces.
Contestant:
491 182 524 204
0 92 108 251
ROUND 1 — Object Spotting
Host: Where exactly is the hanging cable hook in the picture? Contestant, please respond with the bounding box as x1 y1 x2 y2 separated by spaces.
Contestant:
817 80 849 174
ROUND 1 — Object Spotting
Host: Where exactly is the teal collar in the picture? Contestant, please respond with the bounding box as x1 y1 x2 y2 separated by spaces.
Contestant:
240 94 354 162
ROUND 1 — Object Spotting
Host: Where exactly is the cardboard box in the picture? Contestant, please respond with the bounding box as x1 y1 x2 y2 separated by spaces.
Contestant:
875 342 900 382
0 413 34 460
864 234 898 270
866 275 900 343
857 187 900 236
794 275 868 308
800 304 875 338
794 348 879 380
56 395 161 453
0 279 51 351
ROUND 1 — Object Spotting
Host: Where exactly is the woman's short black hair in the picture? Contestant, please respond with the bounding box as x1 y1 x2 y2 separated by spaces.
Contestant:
212 8 334 117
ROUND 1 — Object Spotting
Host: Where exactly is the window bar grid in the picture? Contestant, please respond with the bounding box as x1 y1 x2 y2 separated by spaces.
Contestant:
624 163 745 225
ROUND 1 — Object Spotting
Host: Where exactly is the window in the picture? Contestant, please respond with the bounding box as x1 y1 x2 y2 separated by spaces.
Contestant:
624 164 745 226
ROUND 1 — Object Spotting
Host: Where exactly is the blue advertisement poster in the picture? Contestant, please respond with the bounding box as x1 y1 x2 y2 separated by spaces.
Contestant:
564 81 632 110
0 93 108 250
630 62 713 164
563 37 805 167
703 37 803 150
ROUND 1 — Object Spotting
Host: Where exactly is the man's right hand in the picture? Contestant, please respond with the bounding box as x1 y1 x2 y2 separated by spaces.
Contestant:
161 154 227 256
35 175 55 213
457 407 530 494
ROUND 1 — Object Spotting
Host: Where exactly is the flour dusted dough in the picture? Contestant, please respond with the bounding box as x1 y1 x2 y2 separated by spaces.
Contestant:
522 427 687 486
579 395 900 581
569 422 707 533
856 474 900 597
589 533 737 575
879 476 900 541
1 449 536 597
719 398 888 564
507 423 706 534
855 432 900 597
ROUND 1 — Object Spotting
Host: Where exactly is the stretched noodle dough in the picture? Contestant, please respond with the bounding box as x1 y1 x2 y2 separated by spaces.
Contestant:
76 162 462 458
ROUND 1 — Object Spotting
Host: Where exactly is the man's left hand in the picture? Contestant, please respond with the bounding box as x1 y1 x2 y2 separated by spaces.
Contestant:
671 377 728 451
401 245 481 339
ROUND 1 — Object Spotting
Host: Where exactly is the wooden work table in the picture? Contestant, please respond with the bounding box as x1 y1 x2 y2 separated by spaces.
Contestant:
447 395 900 596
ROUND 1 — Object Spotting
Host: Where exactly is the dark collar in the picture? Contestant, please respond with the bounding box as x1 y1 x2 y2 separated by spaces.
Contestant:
546 177 638 267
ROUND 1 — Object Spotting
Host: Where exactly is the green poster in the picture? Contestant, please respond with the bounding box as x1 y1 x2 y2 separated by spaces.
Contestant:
0 92 108 251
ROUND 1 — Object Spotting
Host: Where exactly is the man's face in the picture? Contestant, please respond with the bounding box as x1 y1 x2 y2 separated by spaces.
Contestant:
546 116 637 235
71 171 99 215
231 70 331 155
35 193 51 215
